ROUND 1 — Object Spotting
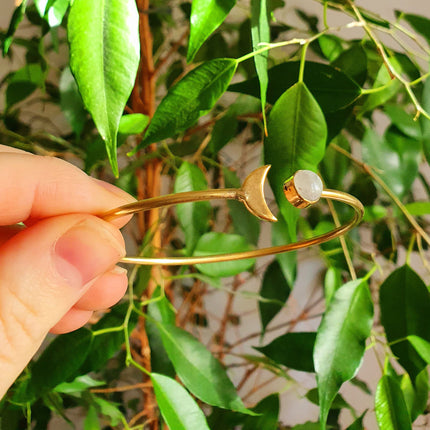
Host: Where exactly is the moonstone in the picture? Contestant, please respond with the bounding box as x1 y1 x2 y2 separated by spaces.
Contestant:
294 170 323 202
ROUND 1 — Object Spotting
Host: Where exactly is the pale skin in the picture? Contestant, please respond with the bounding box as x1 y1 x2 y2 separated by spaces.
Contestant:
0 145 135 397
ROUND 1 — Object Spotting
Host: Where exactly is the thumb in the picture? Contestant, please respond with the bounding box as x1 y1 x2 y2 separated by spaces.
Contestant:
0 214 125 396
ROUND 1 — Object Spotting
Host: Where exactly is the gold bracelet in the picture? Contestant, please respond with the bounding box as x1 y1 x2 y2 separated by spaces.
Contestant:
101 166 364 266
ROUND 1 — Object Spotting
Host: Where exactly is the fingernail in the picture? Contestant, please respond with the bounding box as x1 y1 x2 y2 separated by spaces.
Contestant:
54 218 126 289
92 178 136 202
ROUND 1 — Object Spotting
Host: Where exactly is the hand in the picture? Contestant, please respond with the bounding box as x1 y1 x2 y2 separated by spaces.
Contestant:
0 145 135 397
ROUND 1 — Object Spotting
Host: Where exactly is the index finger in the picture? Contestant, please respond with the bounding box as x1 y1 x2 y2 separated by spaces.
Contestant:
0 148 136 226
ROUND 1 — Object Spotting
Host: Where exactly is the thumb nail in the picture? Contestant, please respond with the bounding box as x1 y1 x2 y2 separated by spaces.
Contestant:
54 218 126 289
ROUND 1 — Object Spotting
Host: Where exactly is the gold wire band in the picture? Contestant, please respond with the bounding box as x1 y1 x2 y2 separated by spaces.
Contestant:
101 166 364 266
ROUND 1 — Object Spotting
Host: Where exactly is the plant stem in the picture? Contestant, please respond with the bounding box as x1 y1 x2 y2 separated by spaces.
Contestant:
298 42 309 83
331 143 430 246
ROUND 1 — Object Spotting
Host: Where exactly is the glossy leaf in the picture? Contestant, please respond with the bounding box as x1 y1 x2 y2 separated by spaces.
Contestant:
332 43 367 86
264 82 326 241
360 58 403 113
259 260 291 333
384 105 422 139
229 61 361 112
174 162 211 254
155 321 250 413
59 66 86 135
305 388 352 410
362 127 421 198
224 168 260 246
118 113 149 135
208 114 238 154
400 368 429 422
151 373 210 430
194 232 255 278
2 0 28 56
255 332 316 372
38 0 70 27
314 279 373 430
140 58 237 147
379 265 430 380
68 0 140 176
242 393 279 430
319 35 343 62
146 286 175 377
323 267 342 307
292 423 320 430
30 328 93 398
187 0 236 62
251 0 270 131
375 375 412 430
407 335 430 364
54 375 105 394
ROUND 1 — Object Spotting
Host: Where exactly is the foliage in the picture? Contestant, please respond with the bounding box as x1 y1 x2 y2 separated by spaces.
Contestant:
1 0 430 429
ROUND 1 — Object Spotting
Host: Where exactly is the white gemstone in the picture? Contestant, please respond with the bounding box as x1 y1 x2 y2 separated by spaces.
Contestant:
294 170 323 202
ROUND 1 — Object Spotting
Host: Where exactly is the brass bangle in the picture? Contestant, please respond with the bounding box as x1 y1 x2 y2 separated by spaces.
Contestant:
101 166 364 266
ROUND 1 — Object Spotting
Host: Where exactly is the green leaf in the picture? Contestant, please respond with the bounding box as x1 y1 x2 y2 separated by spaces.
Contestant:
400 370 429 422
360 58 403 114
30 328 93 399
345 411 366 430
318 35 344 62
82 302 138 373
118 113 149 135
264 82 326 242
258 260 291 334
84 405 101 430
68 0 140 176
399 13 430 45
404 202 430 216
314 279 373 430
44 0 70 27
361 127 421 199
255 332 316 372
379 265 430 380
174 162 211 254
193 232 255 278
59 66 87 136
323 267 342 307
242 393 279 430
146 286 175 377
320 134 350 190
208 114 238 155
2 0 28 56
384 105 422 139
229 61 361 112
151 373 210 430
375 375 412 430
155 322 250 413
332 44 367 86
305 388 352 410
407 335 430 364
187 0 236 62
251 0 270 131
140 58 238 148
54 375 105 394
223 168 260 246
6 63 45 108
93 397 124 426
